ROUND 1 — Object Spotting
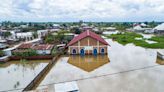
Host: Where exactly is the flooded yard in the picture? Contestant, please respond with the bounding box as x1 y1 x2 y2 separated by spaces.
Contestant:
0 60 49 92
36 38 164 92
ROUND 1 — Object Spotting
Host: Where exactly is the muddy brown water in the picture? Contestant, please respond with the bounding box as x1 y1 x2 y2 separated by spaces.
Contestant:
0 60 49 92
36 37 163 92
68 55 110 72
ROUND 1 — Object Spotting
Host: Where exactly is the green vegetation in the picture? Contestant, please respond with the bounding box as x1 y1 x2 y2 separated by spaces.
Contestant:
3 32 12 38
70 27 82 34
32 31 38 38
0 50 4 57
106 32 143 45
44 34 54 44
44 30 73 44
51 46 65 55
113 23 131 31
13 49 38 57
106 32 164 48
51 47 58 55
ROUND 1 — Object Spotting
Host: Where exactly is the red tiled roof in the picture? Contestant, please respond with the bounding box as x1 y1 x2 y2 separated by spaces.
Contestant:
67 30 109 47
18 43 33 49
32 44 54 50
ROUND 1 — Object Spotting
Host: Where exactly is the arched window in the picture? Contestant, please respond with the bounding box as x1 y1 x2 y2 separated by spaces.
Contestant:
93 49 97 55
101 48 105 54
72 49 76 54
80 49 85 55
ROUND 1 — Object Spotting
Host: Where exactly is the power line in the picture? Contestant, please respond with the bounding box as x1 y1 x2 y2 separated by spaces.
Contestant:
0 64 160 92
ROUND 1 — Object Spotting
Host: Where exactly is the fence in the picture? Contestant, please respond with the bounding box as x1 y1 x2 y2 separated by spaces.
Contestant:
10 55 53 60
23 54 61 91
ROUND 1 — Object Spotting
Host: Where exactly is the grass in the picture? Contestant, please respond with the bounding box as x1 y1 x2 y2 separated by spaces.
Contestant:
106 32 164 49
0 62 4 67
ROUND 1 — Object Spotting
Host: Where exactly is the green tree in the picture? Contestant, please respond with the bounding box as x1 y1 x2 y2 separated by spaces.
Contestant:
0 50 4 57
3 32 12 38
148 21 157 28
32 31 38 38
45 34 54 43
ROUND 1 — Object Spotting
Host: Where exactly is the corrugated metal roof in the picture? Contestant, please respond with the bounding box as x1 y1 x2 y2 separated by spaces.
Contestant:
67 30 109 47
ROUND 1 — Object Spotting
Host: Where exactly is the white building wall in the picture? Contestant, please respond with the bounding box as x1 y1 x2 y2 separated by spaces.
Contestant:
36 50 51 55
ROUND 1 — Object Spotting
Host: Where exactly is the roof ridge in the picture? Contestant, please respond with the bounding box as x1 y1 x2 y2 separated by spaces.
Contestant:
67 30 109 47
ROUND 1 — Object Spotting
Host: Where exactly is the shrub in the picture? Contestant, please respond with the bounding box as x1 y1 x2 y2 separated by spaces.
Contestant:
0 50 4 57
13 49 38 57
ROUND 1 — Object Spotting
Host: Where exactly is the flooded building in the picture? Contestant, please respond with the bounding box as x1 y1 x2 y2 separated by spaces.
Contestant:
157 50 164 60
67 30 109 55
32 44 54 55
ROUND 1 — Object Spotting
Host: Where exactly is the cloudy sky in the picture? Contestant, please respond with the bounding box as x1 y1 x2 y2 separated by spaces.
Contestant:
0 0 164 22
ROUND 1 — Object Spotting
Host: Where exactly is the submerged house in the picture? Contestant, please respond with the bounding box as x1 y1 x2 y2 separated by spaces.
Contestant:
12 43 54 55
67 30 109 55
32 44 54 55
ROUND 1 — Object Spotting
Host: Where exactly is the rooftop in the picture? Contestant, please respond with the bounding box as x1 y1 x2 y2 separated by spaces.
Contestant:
67 30 109 46
17 43 33 49
32 44 54 50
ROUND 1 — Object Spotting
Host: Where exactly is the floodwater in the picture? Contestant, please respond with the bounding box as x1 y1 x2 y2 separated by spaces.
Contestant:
68 55 109 72
0 60 49 92
139 33 154 39
36 36 164 92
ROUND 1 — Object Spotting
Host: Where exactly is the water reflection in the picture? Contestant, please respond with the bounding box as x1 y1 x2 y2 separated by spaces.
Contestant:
156 58 164 65
0 60 49 92
68 55 110 72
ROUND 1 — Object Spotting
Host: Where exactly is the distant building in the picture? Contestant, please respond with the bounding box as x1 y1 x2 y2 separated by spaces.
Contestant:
53 24 60 29
133 25 144 32
12 43 54 55
133 25 152 32
82 26 93 31
19 24 28 28
157 50 164 60
0 43 8 50
37 30 48 38
16 32 34 41
140 23 147 27
48 24 61 32
153 23 164 34
32 44 54 55
81 23 88 27
67 30 109 55
103 27 116 31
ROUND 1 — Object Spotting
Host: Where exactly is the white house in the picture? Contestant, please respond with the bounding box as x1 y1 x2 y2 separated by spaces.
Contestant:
153 23 164 34
49 24 61 32
37 30 48 38
103 27 116 31
144 29 154 34
3 43 21 56
133 25 144 32
53 24 60 27
19 24 28 28
140 23 147 27
0 30 15 40
0 43 8 49
133 25 152 32
16 32 34 41
157 50 164 60
32 44 54 55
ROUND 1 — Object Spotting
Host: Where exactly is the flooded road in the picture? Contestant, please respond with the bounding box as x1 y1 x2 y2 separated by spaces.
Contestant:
0 60 49 92
36 37 164 92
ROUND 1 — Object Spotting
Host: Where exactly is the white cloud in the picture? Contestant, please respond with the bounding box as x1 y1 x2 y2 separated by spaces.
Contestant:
0 0 164 22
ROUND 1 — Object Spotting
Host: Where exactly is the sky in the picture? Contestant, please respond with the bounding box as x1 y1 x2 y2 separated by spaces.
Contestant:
0 0 164 22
